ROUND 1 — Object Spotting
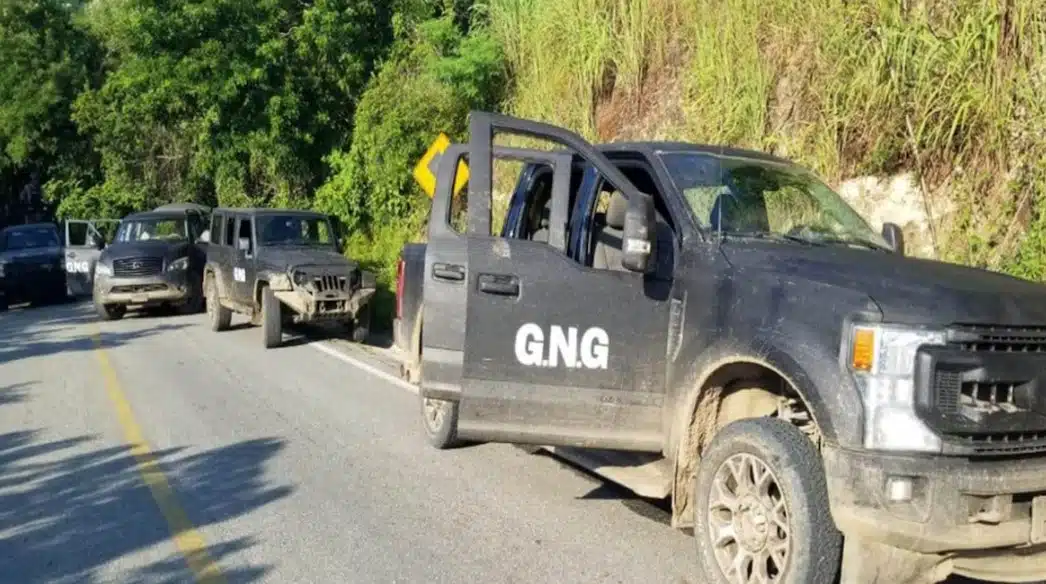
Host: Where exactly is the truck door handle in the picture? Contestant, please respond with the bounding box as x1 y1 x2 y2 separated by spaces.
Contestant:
478 273 519 297
432 262 465 281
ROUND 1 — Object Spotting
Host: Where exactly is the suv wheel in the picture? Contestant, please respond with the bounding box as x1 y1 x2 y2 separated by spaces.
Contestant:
261 285 282 348
96 302 126 321
205 274 231 331
694 417 841 584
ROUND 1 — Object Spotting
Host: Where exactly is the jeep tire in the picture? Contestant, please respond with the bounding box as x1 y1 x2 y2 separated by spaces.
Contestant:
205 273 231 331
350 302 371 344
693 417 842 584
261 285 282 348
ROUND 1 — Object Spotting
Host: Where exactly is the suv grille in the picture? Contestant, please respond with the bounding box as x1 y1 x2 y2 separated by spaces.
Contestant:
113 257 163 277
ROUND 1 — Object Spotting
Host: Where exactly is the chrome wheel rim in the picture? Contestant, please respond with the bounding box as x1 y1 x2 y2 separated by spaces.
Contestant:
707 453 791 583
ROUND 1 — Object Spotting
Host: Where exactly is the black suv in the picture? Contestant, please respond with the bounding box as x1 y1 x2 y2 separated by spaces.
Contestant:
92 203 210 320
202 207 376 348
0 222 67 310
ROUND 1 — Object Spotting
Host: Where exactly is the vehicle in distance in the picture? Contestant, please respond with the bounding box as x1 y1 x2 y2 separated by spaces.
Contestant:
92 203 211 320
203 207 375 348
0 222 67 311
396 111 1046 584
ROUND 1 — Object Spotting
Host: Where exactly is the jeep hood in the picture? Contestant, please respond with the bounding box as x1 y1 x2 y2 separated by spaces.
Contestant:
259 247 357 271
722 243 1046 326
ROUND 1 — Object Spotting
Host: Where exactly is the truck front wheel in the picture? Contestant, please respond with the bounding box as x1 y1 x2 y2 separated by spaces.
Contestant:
693 417 842 584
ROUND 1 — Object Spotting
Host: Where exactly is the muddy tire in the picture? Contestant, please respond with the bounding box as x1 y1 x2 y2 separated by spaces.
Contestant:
420 396 462 449
694 417 842 584
96 301 126 321
261 285 282 348
350 303 371 344
205 273 231 332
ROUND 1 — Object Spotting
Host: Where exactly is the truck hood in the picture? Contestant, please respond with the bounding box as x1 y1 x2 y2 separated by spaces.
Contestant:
259 247 357 271
722 243 1046 326
0 246 63 262
101 240 190 262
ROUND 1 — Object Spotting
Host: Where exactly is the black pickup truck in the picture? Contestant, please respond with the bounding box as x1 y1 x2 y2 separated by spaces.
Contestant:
394 112 1046 584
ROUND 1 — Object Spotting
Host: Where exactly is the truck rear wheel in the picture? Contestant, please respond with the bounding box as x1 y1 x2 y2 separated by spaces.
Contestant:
421 397 462 449
694 417 841 584
261 285 282 348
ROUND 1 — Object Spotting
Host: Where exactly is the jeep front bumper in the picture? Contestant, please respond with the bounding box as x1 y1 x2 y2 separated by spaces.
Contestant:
274 285 376 323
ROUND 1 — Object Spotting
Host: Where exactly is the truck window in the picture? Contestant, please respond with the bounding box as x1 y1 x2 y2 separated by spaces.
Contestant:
210 213 224 245
511 162 586 244
224 216 236 247
582 162 677 274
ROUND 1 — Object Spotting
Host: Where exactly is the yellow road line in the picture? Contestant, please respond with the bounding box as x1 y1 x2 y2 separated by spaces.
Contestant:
92 332 227 584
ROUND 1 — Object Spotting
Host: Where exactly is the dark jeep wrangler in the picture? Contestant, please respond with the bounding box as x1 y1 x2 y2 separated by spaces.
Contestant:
202 207 376 348
396 112 1046 584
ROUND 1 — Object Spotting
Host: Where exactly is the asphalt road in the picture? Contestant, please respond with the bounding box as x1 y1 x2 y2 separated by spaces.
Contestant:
0 300 1014 584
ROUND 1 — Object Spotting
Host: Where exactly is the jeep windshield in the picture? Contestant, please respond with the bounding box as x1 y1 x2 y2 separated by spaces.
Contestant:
659 151 891 251
115 216 187 242
257 214 335 248
2 226 60 250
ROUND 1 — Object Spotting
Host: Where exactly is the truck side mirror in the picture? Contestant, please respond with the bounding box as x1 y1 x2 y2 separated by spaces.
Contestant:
237 237 251 252
197 229 210 244
882 222 905 255
621 192 657 273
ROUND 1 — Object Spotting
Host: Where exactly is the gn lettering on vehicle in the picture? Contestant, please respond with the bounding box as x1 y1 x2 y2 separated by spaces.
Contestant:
514 323 609 369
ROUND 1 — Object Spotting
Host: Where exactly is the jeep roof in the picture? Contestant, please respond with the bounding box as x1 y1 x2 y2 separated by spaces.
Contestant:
211 207 329 218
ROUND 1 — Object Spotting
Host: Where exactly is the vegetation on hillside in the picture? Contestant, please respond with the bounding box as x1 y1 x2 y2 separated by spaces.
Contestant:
2 0 1045 325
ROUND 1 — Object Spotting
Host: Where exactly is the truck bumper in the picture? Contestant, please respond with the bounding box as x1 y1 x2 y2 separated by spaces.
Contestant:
94 272 193 306
824 444 1046 578
276 286 376 323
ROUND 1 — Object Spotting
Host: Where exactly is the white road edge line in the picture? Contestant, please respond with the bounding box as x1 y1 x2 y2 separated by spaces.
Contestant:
309 341 419 395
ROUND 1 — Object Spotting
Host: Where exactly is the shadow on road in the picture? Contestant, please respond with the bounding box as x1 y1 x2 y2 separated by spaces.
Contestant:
0 428 293 583
0 301 188 367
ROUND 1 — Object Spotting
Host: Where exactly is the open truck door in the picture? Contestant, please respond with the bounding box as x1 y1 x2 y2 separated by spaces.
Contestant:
421 112 673 453
64 219 119 297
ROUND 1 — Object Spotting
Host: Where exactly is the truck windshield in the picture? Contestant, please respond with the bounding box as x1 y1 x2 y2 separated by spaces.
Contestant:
116 217 187 242
659 151 890 250
3 226 59 250
257 215 334 247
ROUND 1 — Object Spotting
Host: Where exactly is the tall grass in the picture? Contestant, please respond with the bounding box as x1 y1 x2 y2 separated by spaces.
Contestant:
488 0 1046 273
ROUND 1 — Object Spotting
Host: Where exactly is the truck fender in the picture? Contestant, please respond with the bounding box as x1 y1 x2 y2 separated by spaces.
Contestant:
667 332 859 529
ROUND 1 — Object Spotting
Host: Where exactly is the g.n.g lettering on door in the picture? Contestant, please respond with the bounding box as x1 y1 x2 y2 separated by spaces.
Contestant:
514 323 609 369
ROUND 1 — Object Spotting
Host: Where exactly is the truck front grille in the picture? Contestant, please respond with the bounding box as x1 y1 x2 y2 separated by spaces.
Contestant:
112 257 163 277
950 324 1046 353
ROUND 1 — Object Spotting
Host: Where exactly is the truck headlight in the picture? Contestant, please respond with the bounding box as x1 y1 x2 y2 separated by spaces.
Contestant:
847 323 946 453
95 262 112 277
167 257 189 271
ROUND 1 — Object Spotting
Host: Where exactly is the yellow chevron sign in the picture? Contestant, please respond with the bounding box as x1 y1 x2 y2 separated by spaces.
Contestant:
413 132 469 198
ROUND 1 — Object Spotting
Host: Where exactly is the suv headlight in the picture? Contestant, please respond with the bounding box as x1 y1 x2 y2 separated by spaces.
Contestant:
167 257 189 271
846 323 946 453
95 262 112 277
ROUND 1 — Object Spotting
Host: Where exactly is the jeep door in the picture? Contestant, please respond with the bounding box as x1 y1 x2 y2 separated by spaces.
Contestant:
441 113 673 451
231 215 256 302
64 219 119 297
